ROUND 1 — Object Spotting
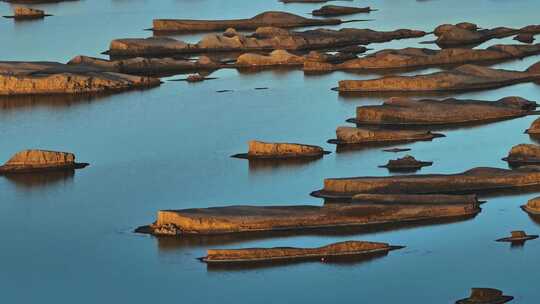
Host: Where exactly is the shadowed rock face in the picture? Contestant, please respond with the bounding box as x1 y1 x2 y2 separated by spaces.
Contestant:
312 167 540 199
305 44 540 72
233 140 327 159
140 202 479 235
0 149 88 173
201 241 399 263
236 50 304 67
337 62 540 93
503 144 540 166
456 288 513 304
152 11 342 32
525 117 540 134
354 97 536 126
332 126 443 144
0 61 160 95
351 193 479 205
434 22 540 48
108 27 426 57
312 5 372 17
515 33 535 44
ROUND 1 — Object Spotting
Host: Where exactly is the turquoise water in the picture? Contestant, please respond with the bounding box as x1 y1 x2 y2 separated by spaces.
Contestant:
1 0 540 303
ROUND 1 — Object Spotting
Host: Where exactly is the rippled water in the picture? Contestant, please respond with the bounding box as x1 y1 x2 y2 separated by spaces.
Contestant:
1 0 540 303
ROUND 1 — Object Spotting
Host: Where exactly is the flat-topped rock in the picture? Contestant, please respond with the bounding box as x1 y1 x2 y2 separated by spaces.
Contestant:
456 288 513 304
311 167 540 199
305 44 540 72
108 27 426 57
232 140 329 159
138 201 479 235
152 11 343 32
353 97 536 126
521 196 540 215
525 117 540 134
15 6 44 17
503 144 540 166
236 50 304 67
200 241 402 264
496 230 538 243
330 126 444 145
352 193 479 205
378 155 432 171
0 149 88 173
0 61 160 95
312 5 372 17
337 62 540 93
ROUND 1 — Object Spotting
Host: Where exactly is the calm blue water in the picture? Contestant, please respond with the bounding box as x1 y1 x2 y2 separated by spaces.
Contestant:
1 0 540 303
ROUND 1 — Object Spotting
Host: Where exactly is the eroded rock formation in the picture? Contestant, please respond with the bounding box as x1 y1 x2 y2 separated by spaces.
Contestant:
503 144 540 166
525 117 540 134
312 5 373 17
0 149 89 173
378 155 432 171
236 50 305 67
456 288 513 304
311 167 540 199
232 140 329 159
522 196 540 215
330 126 444 144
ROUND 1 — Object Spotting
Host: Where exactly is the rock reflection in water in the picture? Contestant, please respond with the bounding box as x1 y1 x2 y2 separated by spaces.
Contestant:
247 157 323 172
3 169 74 189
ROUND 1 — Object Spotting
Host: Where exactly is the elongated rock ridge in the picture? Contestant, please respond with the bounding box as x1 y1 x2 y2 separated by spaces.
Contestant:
311 167 540 199
337 61 540 93
352 97 536 126
305 44 540 72
0 61 160 95
232 140 328 159
108 27 426 57
434 22 540 47
330 126 444 144
200 241 402 263
138 201 479 235
312 5 373 17
0 150 89 173
152 11 343 32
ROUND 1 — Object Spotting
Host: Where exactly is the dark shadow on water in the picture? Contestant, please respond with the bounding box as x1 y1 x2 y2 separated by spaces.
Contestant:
3 170 75 189
510 241 527 249
524 213 540 227
204 250 390 272
154 214 478 252
528 134 540 145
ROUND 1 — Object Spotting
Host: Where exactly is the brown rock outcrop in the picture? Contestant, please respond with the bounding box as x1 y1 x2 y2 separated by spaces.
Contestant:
107 27 426 57
352 97 536 126
503 144 540 166
14 7 44 17
152 11 343 32
330 126 444 144
0 61 160 95
0 149 89 173
305 44 540 72
232 140 329 159
236 50 304 67
456 288 513 304
525 117 540 134
521 196 540 215
336 62 540 93
200 241 402 263
312 5 373 17
139 201 480 235
351 193 479 205
311 167 540 200
514 33 535 44
378 155 432 171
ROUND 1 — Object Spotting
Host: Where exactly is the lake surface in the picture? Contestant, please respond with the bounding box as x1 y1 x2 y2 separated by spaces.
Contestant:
1 0 540 303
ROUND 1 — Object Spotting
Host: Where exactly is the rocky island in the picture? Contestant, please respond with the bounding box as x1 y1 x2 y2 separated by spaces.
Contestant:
378 155 433 172
503 144 540 166
456 288 513 304
329 127 444 145
232 140 330 159
3 7 50 19
312 5 373 17
521 196 540 215
0 150 88 173
200 241 403 264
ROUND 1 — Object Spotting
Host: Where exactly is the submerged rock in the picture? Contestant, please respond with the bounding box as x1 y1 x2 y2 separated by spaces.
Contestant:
378 155 432 171
152 11 344 32
352 193 479 205
514 33 535 44
305 44 540 72
0 150 88 173
236 50 304 67
525 117 540 134
0 61 160 95
330 126 444 145
311 167 540 200
353 97 536 126
503 144 540 166
138 201 479 235
456 288 513 304
200 241 403 264
337 62 540 93
521 196 540 215
312 5 373 17
232 140 329 159
108 27 426 57
496 231 538 243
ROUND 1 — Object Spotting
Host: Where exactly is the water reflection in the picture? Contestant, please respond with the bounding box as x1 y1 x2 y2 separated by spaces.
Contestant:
2 169 74 189
246 157 324 172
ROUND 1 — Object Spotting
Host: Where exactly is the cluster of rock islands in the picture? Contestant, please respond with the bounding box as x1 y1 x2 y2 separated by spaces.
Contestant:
3 1 540 298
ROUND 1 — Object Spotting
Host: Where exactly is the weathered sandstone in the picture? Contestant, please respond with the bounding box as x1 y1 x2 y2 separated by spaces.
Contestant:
352 97 536 126
456 288 513 304
107 27 426 57
312 5 372 17
336 62 540 93
236 50 305 67
521 196 540 215
378 155 432 171
152 11 344 32
0 150 88 173
330 126 444 144
139 201 480 235
0 61 160 95
305 44 540 72
351 193 479 205
232 140 329 159
311 167 540 199
200 241 402 263
503 144 540 166
525 117 540 134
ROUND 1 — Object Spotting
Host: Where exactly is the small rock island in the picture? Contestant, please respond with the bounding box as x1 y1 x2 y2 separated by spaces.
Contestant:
232 140 330 159
0 150 88 173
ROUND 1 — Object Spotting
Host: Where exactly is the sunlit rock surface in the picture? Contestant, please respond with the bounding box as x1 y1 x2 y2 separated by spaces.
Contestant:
0 149 88 173
332 126 443 144
232 140 328 159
